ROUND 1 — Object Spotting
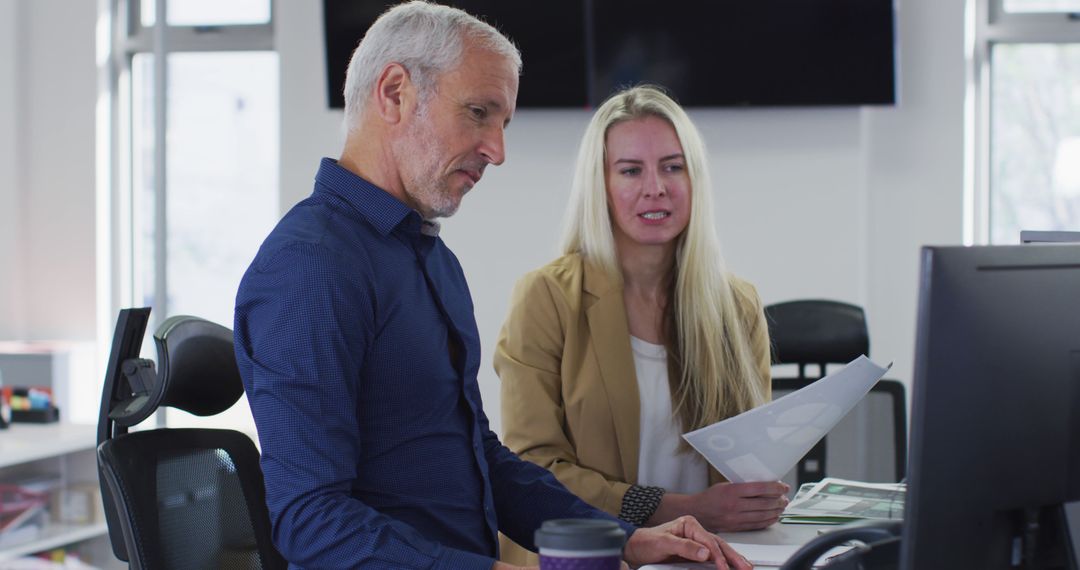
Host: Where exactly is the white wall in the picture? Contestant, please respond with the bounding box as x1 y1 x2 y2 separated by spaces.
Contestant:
276 1 345 208
2 1 966 434
0 0 22 339
0 0 98 342
21 0 99 341
865 0 967 387
277 0 968 435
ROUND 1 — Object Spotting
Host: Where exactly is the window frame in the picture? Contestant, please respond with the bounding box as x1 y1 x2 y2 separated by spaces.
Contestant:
103 0 274 328
969 0 1080 244
100 0 275 428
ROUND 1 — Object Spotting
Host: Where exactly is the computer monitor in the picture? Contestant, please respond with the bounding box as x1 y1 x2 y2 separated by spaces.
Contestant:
902 244 1080 569
1021 230 1080 244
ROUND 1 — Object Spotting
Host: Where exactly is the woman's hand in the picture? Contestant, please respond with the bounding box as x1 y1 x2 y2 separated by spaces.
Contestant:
624 515 752 570
651 481 790 531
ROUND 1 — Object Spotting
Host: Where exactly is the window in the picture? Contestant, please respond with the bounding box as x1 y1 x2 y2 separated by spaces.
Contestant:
105 1 278 433
972 0 1080 243
140 0 272 26
1003 0 1080 13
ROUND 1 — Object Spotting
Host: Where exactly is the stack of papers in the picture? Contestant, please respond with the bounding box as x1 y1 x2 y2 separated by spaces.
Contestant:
781 477 905 525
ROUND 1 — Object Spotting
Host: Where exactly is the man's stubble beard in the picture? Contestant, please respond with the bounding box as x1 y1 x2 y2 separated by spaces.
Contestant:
394 101 465 219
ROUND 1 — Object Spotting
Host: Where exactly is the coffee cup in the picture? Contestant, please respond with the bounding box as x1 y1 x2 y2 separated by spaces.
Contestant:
535 518 626 570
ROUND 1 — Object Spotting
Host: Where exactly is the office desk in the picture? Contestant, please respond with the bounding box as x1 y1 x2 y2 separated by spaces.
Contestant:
641 522 832 570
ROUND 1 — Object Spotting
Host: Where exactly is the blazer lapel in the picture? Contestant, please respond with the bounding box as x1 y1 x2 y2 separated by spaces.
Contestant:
582 262 641 483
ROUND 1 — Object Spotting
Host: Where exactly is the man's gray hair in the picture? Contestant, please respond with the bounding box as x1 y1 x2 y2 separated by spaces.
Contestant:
342 1 521 131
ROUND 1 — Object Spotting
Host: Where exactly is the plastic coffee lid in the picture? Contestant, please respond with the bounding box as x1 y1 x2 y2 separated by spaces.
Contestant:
535 519 627 551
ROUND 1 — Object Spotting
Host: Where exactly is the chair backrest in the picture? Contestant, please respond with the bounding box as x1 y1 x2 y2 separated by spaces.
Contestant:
766 299 869 379
764 300 906 489
96 309 285 570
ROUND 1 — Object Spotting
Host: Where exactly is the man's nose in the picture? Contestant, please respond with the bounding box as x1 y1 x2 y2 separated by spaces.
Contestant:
479 125 506 166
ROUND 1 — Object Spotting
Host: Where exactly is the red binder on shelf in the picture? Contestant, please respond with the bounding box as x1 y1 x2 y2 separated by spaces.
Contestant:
0 484 48 535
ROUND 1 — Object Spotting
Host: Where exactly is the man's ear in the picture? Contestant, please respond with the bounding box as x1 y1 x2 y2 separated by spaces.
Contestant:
372 63 415 125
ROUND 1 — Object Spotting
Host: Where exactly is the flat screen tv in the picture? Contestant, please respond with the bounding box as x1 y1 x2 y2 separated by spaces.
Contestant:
322 0 588 109
590 0 896 107
323 0 896 109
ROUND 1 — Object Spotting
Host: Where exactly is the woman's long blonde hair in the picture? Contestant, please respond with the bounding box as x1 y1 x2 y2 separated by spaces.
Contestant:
561 85 767 434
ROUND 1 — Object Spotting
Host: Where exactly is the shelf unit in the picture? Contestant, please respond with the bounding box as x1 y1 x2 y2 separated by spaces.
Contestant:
0 423 121 567
0 423 102 467
0 522 109 561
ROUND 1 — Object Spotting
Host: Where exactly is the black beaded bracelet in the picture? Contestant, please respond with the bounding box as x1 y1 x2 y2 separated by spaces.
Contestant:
618 484 666 526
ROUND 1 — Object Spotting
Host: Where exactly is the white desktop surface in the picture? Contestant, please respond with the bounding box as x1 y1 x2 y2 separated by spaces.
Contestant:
640 523 829 570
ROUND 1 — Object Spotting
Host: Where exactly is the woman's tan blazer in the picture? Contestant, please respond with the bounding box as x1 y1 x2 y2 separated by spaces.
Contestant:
495 253 772 565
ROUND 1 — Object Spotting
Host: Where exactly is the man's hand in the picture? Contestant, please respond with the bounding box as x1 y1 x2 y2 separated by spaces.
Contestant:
623 515 753 570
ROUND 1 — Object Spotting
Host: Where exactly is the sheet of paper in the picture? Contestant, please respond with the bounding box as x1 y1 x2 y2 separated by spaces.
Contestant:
782 477 906 522
638 542 852 569
683 356 891 483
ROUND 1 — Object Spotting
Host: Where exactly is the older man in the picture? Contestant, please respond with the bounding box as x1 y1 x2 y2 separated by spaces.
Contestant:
234 2 750 569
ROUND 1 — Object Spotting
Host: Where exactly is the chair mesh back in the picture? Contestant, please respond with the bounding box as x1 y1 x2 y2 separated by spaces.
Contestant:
99 428 279 570
155 448 259 569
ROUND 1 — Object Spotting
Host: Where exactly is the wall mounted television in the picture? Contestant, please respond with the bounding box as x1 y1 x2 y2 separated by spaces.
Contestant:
323 0 897 109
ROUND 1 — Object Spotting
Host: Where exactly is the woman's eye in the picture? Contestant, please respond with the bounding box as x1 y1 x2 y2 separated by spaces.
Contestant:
620 167 641 176
665 163 685 172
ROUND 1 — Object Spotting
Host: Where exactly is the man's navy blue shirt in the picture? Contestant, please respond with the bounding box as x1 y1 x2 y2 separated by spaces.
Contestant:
234 158 633 569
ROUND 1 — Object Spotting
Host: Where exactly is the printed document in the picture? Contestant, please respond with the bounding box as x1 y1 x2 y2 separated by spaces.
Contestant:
683 355 891 483
781 478 905 524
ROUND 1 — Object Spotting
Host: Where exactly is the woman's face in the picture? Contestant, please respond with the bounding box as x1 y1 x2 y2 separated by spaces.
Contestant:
604 116 692 255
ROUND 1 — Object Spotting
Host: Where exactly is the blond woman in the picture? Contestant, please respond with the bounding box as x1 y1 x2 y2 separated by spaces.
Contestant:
497 85 788 565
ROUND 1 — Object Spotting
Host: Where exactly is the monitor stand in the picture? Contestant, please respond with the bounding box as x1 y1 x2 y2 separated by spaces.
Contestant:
1062 501 1080 570
1010 504 1080 570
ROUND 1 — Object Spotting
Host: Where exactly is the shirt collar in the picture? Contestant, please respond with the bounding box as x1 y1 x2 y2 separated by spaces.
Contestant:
314 157 440 237
420 219 441 236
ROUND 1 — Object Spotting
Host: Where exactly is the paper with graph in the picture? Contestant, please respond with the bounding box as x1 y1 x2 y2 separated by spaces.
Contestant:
781 477 906 524
683 355 891 483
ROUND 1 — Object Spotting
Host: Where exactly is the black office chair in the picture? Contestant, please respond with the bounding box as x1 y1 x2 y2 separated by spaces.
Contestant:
96 308 285 570
765 300 907 488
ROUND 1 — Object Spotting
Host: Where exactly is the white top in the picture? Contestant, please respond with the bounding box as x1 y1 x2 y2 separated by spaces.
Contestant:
631 336 709 494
